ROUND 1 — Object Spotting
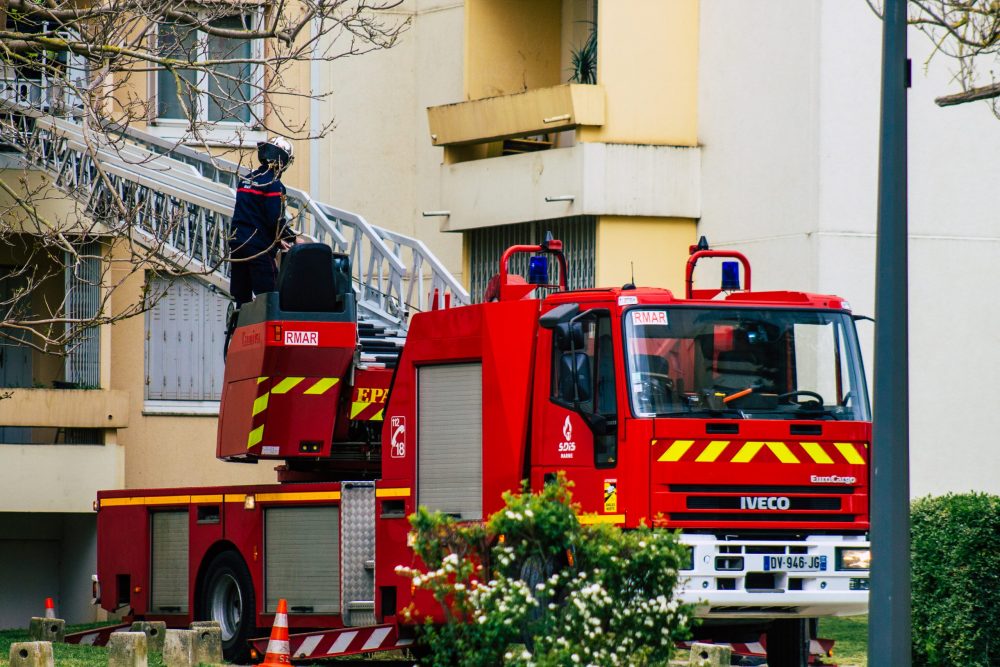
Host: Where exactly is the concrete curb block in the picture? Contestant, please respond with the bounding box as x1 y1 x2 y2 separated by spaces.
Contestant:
163 629 196 667
27 618 64 643
107 631 148 667
190 625 223 666
130 621 167 653
8 641 54 667
688 642 732 667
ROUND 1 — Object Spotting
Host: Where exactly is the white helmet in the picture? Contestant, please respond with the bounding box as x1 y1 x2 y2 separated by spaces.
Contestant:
257 136 294 171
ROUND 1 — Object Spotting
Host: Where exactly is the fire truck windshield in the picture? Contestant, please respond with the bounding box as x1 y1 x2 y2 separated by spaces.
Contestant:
624 307 870 420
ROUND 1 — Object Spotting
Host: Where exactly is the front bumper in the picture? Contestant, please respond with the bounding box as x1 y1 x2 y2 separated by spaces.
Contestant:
676 534 869 619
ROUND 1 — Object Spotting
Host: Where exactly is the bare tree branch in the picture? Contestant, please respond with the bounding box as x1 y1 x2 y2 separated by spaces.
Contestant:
936 80 1000 105
867 0 1000 117
0 0 411 369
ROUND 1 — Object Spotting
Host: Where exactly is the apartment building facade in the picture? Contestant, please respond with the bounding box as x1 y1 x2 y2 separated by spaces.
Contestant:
318 0 1000 498
0 6 311 627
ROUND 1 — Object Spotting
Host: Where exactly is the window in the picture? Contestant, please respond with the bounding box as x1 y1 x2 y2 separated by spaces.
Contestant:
145 276 228 405
155 15 260 133
623 307 870 421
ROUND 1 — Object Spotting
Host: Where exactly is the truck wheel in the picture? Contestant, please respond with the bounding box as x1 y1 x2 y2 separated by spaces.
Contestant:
766 618 808 667
518 553 566 649
199 550 256 663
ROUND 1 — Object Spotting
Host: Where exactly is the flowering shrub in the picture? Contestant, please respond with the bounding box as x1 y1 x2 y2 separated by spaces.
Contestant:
396 477 694 666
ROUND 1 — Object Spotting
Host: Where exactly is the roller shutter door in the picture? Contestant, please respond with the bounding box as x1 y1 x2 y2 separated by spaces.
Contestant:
417 363 483 520
265 506 340 613
150 511 189 613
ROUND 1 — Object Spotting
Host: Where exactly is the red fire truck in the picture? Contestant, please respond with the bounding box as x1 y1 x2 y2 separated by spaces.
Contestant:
94 238 871 666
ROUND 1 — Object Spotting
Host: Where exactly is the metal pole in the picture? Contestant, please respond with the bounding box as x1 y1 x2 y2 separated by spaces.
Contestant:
869 0 910 664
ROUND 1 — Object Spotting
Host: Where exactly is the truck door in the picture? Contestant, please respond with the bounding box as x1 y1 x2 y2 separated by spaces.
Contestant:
534 310 619 513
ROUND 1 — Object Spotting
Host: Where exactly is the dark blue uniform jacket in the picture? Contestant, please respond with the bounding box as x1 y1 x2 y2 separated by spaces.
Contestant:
230 166 292 257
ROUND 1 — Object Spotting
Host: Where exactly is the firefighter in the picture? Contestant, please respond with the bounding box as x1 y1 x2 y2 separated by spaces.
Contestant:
228 136 297 306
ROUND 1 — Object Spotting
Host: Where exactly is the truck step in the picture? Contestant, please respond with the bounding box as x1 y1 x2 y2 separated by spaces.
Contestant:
346 600 375 611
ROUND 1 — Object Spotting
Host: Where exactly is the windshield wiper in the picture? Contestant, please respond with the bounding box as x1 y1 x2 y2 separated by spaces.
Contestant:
656 408 748 419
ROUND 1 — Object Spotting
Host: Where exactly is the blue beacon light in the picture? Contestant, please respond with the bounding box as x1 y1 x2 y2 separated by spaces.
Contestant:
721 261 741 291
528 255 550 285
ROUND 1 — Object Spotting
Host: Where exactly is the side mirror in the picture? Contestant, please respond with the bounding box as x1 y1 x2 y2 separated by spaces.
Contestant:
554 322 584 353
539 303 580 330
559 351 592 403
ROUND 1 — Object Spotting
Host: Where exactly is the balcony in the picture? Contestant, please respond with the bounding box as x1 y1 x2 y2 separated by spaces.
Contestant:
427 84 605 150
434 141 701 232
0 388 129 430
0 388 128 512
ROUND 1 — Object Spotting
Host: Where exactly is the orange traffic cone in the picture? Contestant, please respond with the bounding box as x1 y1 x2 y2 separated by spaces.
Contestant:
260 598 291 666
44 598 55 619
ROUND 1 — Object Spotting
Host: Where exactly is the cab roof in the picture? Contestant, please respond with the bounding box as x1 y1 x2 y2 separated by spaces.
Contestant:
541 286 851 312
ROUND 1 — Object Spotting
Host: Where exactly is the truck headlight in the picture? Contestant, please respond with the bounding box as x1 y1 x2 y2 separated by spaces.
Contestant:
836 547 871 571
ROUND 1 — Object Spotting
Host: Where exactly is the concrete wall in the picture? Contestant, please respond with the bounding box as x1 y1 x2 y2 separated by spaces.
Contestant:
465 0 563 99
0 513 99 628
0 445 123 512
596 216 696 294
314 0 464 282
698 0 1000 496
581 0 698 145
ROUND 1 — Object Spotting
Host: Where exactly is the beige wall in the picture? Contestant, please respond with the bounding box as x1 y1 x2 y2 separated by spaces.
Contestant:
0 444 124 512
596 216 697 294
108 245 275 489
580 0 698 146
465 0 563 99
315 1 465 285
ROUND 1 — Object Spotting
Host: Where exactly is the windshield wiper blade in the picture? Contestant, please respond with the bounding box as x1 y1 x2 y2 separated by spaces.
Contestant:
657 408 746 419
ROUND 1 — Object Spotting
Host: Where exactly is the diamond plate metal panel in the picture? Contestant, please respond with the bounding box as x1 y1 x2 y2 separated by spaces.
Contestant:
340 482 376 626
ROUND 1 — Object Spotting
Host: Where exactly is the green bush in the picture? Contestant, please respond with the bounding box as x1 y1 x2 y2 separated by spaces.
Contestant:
911 493 1000 666
397 476 693 666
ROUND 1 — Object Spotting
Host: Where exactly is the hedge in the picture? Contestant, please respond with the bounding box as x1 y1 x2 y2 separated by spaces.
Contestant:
912 493 1000 666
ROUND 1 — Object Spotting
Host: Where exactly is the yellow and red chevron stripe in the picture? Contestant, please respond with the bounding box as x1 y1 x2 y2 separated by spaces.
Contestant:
350 387 388 422
350 400 384 421
248 376 340 449
654 439 867 465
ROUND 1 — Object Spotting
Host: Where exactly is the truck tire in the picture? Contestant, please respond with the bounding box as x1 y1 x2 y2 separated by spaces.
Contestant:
198 550 256 663
766 618 808 667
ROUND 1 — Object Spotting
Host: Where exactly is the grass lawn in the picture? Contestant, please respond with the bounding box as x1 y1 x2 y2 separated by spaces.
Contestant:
819 615 868 667
1 618 868 666
0 624 165 667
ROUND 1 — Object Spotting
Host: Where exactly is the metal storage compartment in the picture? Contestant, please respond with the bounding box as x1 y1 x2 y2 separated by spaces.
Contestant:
417 363 483 520
264 506 340 613
150 511 189 613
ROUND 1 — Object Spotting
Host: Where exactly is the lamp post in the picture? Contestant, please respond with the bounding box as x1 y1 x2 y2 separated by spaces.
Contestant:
868 0 910 664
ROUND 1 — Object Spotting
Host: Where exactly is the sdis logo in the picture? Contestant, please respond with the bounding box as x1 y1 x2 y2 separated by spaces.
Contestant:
284 330 319 346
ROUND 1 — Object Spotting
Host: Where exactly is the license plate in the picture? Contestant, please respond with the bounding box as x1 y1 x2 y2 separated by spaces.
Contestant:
761 555 827 572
